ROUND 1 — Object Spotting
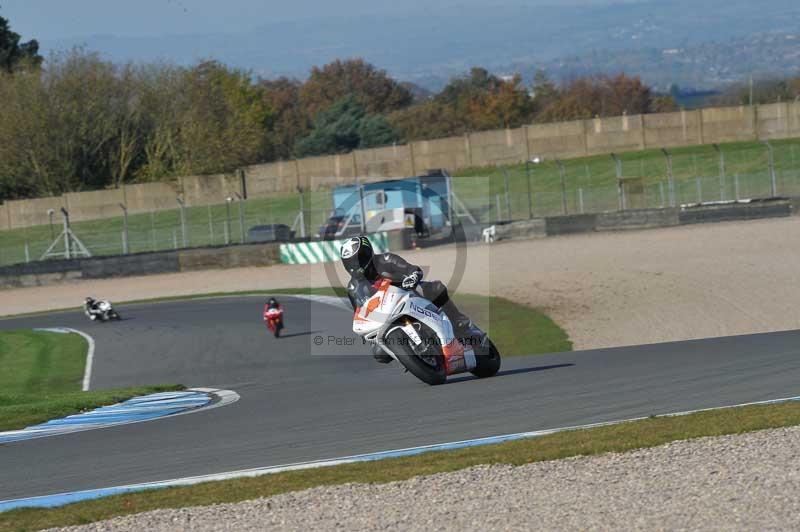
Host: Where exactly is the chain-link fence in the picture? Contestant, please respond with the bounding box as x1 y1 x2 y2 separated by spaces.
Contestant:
0 191 337 267
452 139 800 222
2 139 800 267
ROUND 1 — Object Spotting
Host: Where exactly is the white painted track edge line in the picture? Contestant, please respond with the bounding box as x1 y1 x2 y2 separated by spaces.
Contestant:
4 393 799 512
69 328 96 391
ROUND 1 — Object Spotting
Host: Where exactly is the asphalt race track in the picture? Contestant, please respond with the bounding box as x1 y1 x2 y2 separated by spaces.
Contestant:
2 295 800 502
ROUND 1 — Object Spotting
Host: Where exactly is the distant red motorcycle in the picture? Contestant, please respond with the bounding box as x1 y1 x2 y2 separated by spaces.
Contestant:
263 303 284 338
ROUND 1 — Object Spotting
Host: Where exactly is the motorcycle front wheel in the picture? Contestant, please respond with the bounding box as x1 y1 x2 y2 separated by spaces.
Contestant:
386 327 446 386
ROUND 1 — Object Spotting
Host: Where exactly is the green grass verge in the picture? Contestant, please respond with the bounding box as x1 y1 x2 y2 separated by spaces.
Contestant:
456 294 571 355
0 330 87 397
0 329 184 431
5 400 800 531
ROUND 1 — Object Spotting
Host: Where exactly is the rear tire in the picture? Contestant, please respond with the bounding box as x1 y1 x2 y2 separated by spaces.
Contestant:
470 338 501 378
387 328 446 386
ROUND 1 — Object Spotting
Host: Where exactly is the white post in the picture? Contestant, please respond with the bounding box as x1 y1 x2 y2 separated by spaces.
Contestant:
578 188 584 214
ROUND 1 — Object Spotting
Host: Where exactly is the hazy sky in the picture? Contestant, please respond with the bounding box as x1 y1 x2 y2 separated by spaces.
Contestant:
1 0 633 39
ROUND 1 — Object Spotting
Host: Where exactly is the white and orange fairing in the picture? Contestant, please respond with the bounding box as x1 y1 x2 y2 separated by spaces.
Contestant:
352 279 476 376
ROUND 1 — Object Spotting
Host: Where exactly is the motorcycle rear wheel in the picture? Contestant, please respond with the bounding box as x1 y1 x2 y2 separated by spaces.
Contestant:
387 328 446 386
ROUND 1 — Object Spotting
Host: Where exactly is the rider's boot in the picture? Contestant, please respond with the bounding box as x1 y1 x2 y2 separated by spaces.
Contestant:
442 300 473 338
372 344 393 364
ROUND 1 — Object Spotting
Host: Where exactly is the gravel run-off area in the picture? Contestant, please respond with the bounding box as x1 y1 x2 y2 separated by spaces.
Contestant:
5 216 800 350
52 425 800 531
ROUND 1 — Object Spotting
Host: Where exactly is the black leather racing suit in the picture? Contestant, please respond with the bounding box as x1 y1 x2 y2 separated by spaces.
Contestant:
345 252 469 326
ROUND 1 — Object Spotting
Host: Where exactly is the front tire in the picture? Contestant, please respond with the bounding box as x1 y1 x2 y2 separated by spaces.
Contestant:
386 328 446 385
470 338 501 378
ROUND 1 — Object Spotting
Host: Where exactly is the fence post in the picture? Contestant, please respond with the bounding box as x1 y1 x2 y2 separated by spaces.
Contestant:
578 188 584 214
355 175 366 233
713 144 726 201
172 229 178 249
659 182 665 207
150 211 156 251
207 205 214 245
176 198 187 248
662 148 675 207
225 198 232 245
298 191 306 238
48 209 55 240
696 177 702 204
119 203 129 254
234 192 245 244
611 153 624 210
735 174 740 200
525 157 542 219
764 140 777 197
62 209 71 259
502 167 512 221
24 242 30 263
495 195 502 222
556 159 567 215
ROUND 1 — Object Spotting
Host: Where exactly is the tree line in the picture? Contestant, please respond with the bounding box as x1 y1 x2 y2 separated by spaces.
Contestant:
11 13 797 203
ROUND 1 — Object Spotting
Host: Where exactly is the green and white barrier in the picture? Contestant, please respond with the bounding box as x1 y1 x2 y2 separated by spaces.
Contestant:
280 233 389 265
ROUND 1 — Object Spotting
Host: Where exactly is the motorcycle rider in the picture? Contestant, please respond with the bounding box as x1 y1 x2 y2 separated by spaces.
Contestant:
340 235 471 364
263 297 283 328
84 296 101 321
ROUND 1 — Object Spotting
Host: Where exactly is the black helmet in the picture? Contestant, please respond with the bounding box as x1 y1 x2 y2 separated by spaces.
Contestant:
268 297 277 306
85 296 94 303
340 236 374 275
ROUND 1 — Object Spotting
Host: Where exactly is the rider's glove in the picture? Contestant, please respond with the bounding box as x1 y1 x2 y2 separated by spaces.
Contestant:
401 270 422 290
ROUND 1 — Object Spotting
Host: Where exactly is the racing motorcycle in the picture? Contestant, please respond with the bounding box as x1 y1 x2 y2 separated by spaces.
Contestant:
85 300 121 322
264 307 284 337
352 279 501 385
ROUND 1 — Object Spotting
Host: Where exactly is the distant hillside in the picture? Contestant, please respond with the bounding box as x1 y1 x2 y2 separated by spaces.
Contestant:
44 0 800 90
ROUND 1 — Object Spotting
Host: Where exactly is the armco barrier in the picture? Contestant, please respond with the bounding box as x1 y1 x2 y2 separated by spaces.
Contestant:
0 258 83 289
280 233 389 265
493 219 547 241
488 198 794 243
545 214 599 236
178 243 280 271
678 200 792 225
596 208 680 231
80 253 180 279
0 242 282 289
